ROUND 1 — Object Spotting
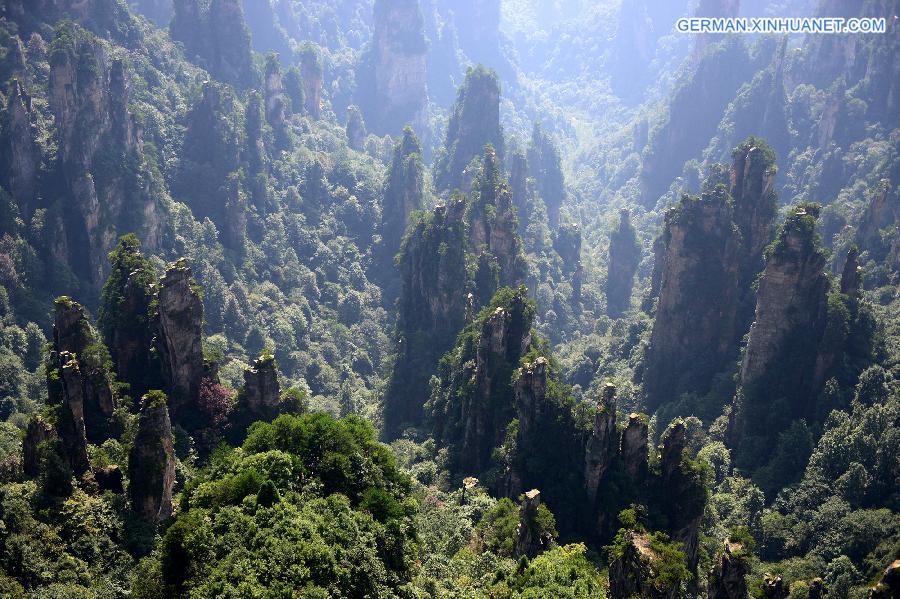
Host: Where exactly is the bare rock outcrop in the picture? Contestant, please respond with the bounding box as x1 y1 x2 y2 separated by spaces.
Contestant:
708 540 750 599
584 383 618 505
238 352 281 424
606 209 641 317
22 416 56 477
4 79 39 218
154 260 205 424
370 0 428 135
643 186 741 408
128 391 176 524
514 489 554 558
299 46 324 118
609 530 681 599
869 559 900 599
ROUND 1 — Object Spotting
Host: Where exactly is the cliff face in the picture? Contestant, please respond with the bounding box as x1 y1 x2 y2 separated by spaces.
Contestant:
382 127 425 264
429 287 534 474
729 205 830 467
708 540 750 599
170 0 253 88
384 199 468 433
346 105 367 151
47 26 161 287
240 353 281 423
609 531 680 599
22 415 56 477
643 186 741 408
264 56 288 142
4 78 39 219
370 0 428 135
467 145 526 298
606 209 641 317
731 139 778 278
513 489 554 558
154 260 205 424
299 47 324 118
128 392 175 525
434 66 502 192
99 235 157 398
527 124 566 230
49 297 117 456
583 383 618 504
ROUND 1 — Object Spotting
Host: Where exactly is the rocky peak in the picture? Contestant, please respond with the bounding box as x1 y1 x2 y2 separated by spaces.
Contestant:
4 77 40 219
50 297 117 447
762 574 788 599
708 540 749 599
154 260 205 424
435 65 502 192
868 559 899 599
609 530 682 599
855 180 897 252
384 198 468 433
382 126 425 263
346 105 367 151
128 391 175 524
171 0 253 87
514 489 554 558
264 54 288 138
22 415 56 477
729 204 830 470
527 124 566 230
428 287 534 473
643 186 741 408
584 383 619 504
621 413 649 479
509 152 531 237
730 138 778 274
241 352 281 423
55 351 91 474
606 208 641 317
371 0 428 135
840 246 861 298
660 419 687 481
468 145 526 290
299 45 324 118
554 223 581 275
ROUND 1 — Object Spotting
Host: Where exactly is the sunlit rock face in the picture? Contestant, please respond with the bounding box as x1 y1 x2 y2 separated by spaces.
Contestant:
128 392 176 525
371 0 428 135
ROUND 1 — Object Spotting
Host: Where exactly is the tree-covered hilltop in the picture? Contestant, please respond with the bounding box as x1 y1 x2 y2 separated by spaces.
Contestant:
0 0 898 597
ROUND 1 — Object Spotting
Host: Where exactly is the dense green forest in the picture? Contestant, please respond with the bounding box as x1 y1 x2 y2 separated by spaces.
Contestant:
0 0 897 597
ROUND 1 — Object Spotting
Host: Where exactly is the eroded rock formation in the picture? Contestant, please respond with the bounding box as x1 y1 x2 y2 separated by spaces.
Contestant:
434 65 502 192
239 352 281 424
154 260 205 424
49 298 117 453
370 0 428 135
609 530 681 599
22 415 56 477
384 198 468 433
4 78 39 218
128 391 175 524
514 489 554 558
382 127 425 264
606 209 641 317
299 46 324 118
708 540 749 599
643 186 741 408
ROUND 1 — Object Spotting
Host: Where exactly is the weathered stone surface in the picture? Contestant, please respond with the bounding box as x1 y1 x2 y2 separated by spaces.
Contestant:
584 383 618 505
609 530 680 599
154 260 205 423
763 574 789 599
346 105 367 151
643 187 741 408
868 559 900 599
514 489 553 558
5 78 39 219
22 416 56 477
731 139 778 279
382 127 424 263
606 209 641 317
241 353 281 423
57 352 90 475
735 205 828 413
264 55 288 140
434 66 502 192
300 47 324 118
371 0 428 135
385 198 468 433
46 29 160 287
128 392 176 524
840 246 862 297
51 298 117 446
708 540 749 599
621 413 649 479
